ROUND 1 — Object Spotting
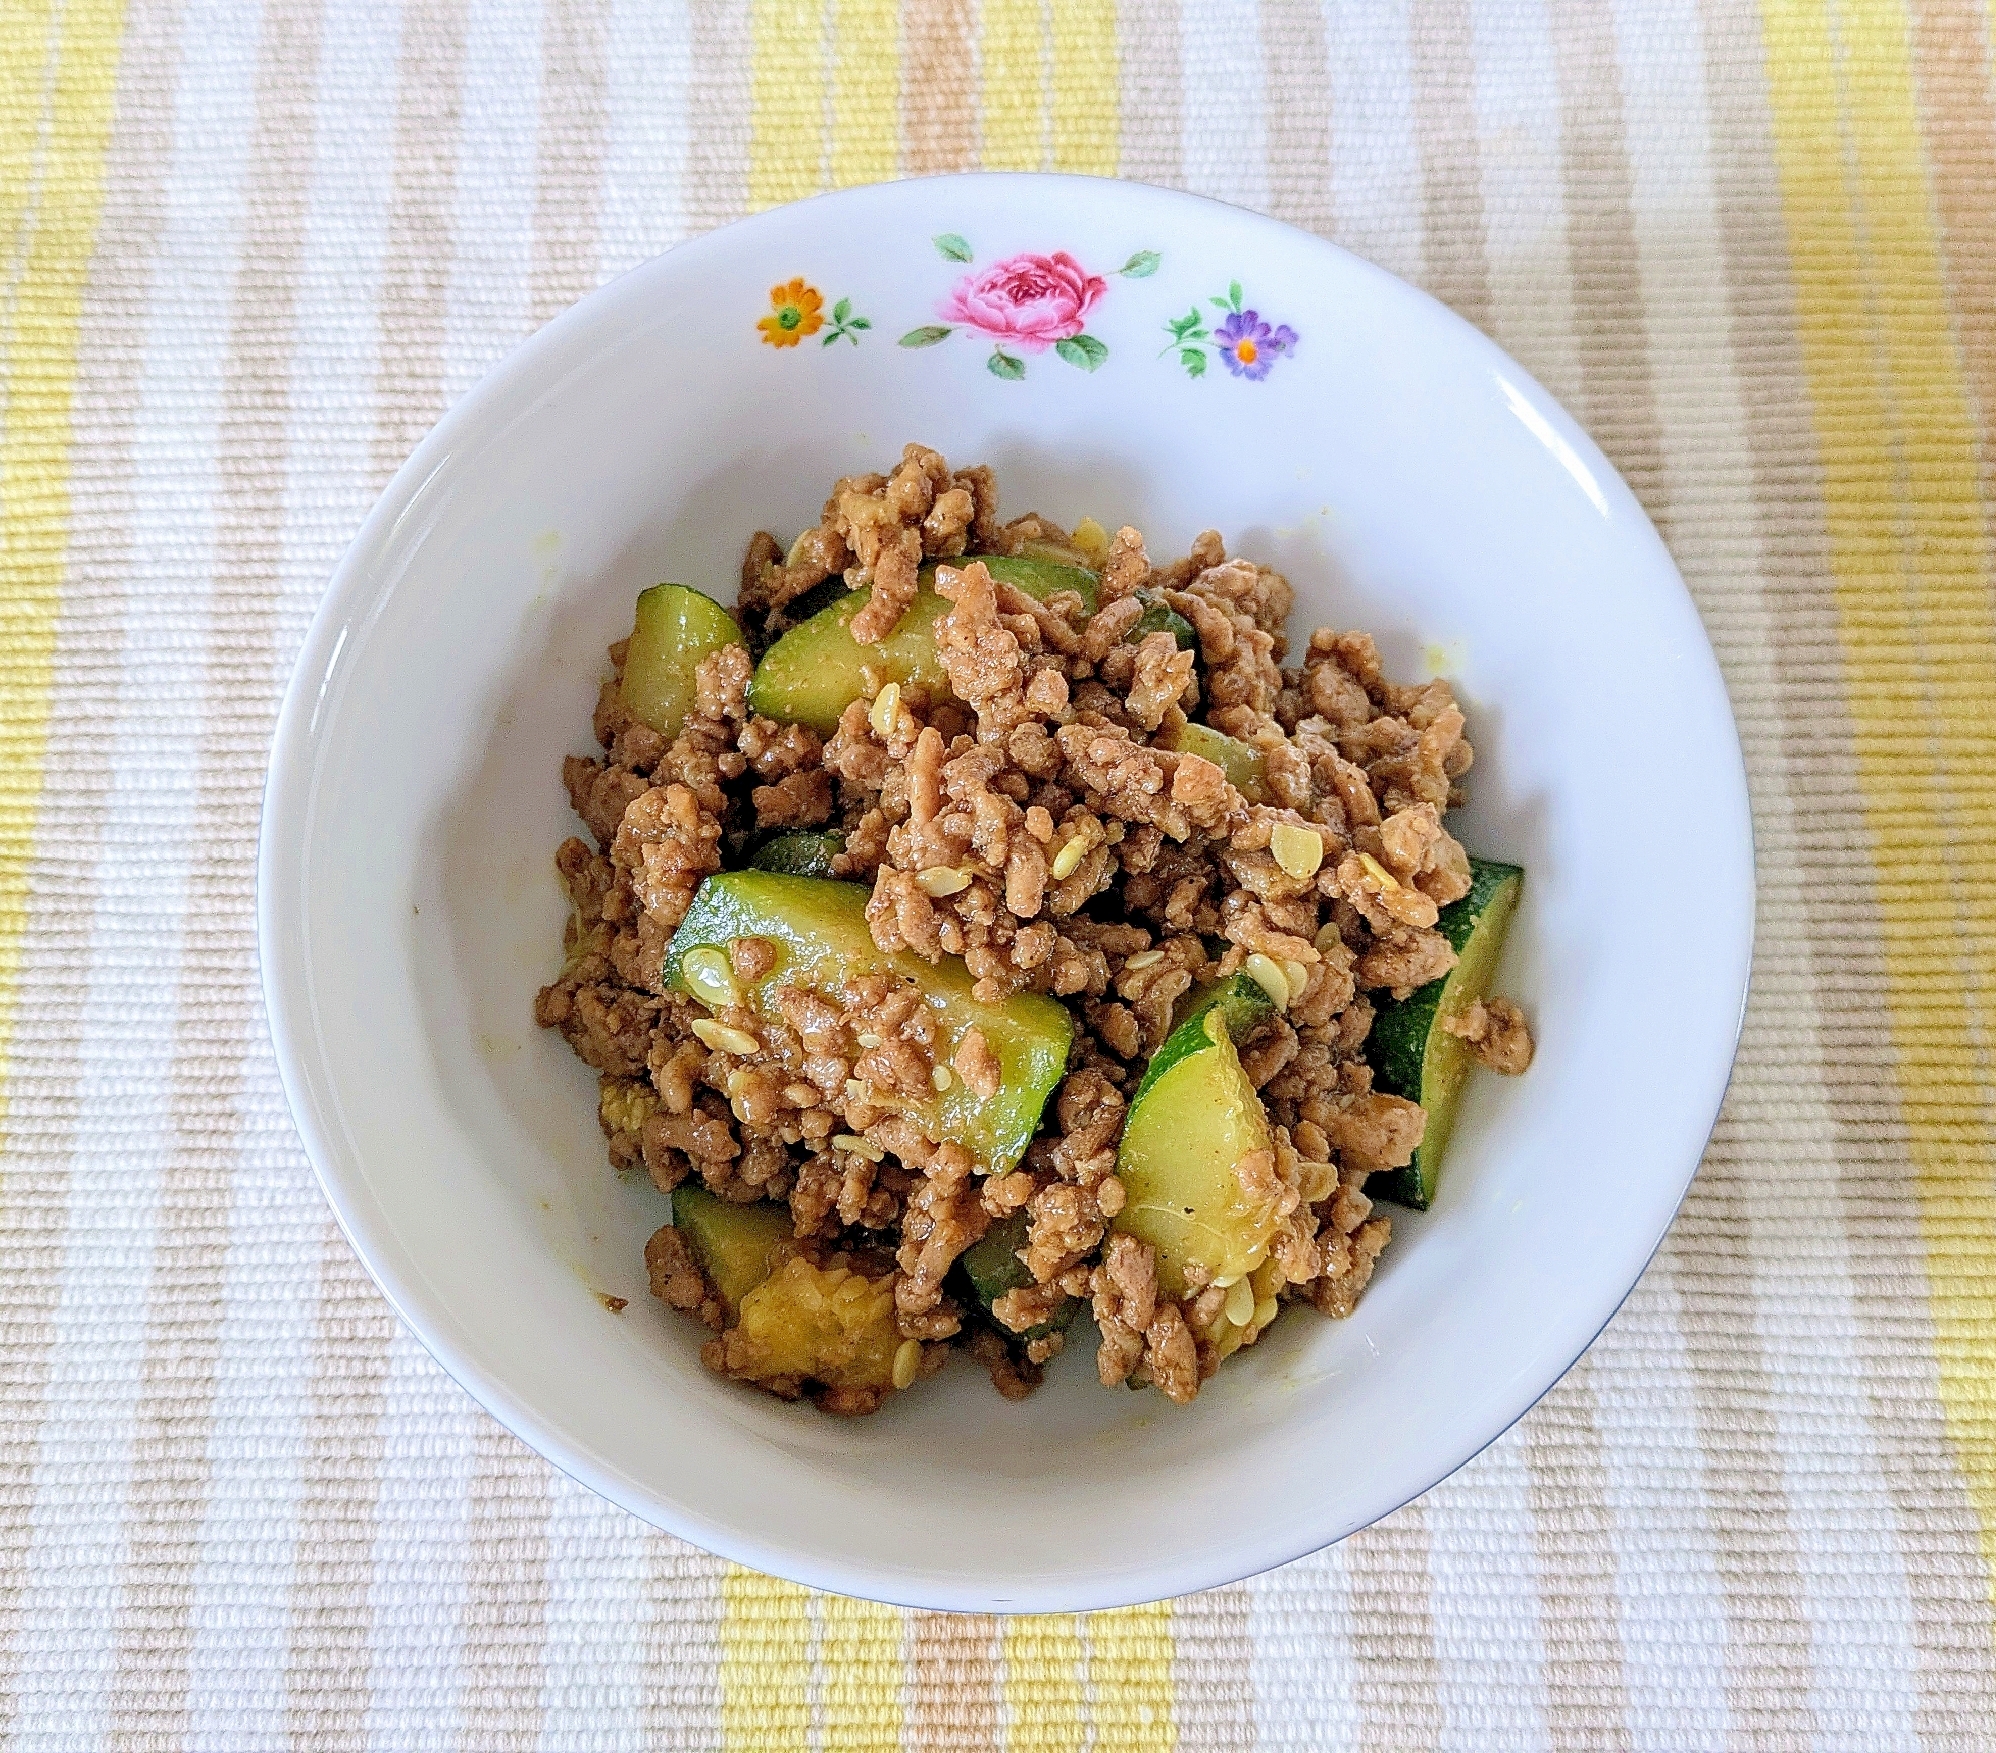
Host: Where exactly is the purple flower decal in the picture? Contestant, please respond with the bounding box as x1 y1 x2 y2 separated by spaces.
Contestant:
1213 309 1298 379
1161 282 1299 380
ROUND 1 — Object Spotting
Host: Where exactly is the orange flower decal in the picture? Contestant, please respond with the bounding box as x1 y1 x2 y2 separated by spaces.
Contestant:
758 278 825 347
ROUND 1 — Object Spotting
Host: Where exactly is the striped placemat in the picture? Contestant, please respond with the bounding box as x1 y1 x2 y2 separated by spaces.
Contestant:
4 0 1994 1746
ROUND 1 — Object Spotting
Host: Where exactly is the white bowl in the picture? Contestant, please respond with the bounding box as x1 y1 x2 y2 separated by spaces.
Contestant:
259 174 1753 1612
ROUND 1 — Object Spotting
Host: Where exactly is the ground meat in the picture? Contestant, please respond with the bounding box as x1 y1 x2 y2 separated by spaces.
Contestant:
1444 995 1535 1075
644 1224 724 1331
751 767 834 827
535 447 1520 1412
1308 1213 1392 1319
1140 1303 1201 1404
535 980 657 1078
1319 1091 1426 1174
969 1326 1042 1400
1355 923 1456 999
613 783 722 938
1090 1233 1158 1386
953 1027 1001 1098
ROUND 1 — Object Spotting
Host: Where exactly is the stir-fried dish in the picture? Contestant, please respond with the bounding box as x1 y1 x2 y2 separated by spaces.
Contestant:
535 446 1532 1415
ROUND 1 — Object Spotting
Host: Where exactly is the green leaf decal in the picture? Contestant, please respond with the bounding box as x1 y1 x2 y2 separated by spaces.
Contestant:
1055 333 1109 372
1181 347 1207 378
1209 297 1230 309
987 348 1027 381
899 325 954 347
832 296 851 322
1118 250 1161 278
934 233 973 262
1228 279 1244 310
851 317 871 330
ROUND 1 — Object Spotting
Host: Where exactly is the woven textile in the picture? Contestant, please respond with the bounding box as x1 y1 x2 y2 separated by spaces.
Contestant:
3 0 1995 1746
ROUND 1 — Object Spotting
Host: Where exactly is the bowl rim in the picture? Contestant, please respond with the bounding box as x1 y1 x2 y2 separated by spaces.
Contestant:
257 170 1755 1611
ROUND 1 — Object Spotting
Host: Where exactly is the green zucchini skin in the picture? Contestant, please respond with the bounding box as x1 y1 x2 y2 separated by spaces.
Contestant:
1114 977 1280 1303
1131 590 1199 651
955 1210 1074 1343
1130 972 1278 1108
746 830 844 878
969 554 1099 613
1366 858 1525 1210
775 575 853 628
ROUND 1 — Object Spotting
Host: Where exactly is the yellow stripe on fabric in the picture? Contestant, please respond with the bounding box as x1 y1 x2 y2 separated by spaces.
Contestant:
748 0 827 209
830 0 898 187
1759 0 1996 1583
818 1592 905 1748
979 0 1045 169
1088 1602 1176 1749
1004 1613 1085 1751
0 0 126 1136
1049 0 1117 174
719 1567 810 1750
0 1 58 268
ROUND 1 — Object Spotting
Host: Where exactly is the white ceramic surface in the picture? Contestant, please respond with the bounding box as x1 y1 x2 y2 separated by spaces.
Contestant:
258 174 1754 1613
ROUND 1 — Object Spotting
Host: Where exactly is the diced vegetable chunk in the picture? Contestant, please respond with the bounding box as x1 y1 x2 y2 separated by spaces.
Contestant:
1161 720 1267 803
971 553 1099 613
1116 982 1281 1301
958 1209 1074 1342
728 1255 902 1394
748 830 843 877
673 1186 911 1401
671 1184 792 1320
745 555 1098 733
663 873 1071 1172
1367 859 1525 1209
1132 590 1199 651
622 583 745 738
745 585 954 734
1141 971 1279 1103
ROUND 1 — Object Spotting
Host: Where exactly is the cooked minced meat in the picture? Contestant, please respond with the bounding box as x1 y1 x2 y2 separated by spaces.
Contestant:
535 443 1532 1413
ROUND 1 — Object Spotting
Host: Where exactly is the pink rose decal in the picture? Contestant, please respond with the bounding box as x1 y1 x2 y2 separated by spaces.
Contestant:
942 252 1106 352
901 235 1158 379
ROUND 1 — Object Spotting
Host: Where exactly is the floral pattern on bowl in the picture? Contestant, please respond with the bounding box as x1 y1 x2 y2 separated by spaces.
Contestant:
900 234 1159 380
757 278 871 348
1163 281 1299 379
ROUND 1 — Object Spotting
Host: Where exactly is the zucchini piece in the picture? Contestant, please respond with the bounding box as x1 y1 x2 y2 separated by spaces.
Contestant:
745 555 1097 733
673 1185 907 1399
777 574 853 627
671 1184 792 1320
1132 590 1199 651
622 583 745 739
1133 971 1278 1107
1160 720 1267 804
957 1210 1075 1343
664 872 1071 1173
729 1255 903 1396
1016 534 1097 571
1366 859 1525 1210
745 586 953 734
1115 979 1282 1301
748 830 844 878
974 553 1099 614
